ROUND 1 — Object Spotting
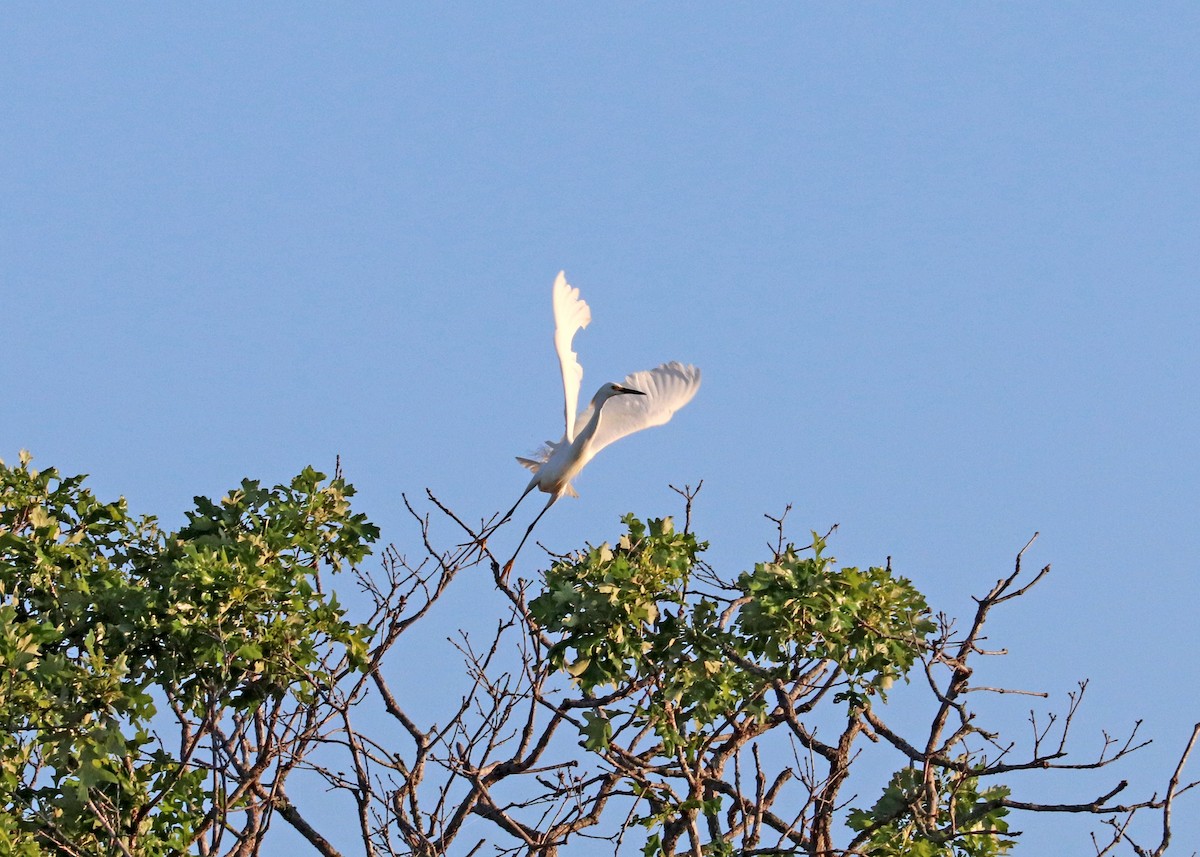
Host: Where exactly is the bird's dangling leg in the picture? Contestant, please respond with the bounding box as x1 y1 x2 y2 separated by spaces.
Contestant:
499 482 536 528
503 494 556 575
466 482 536 551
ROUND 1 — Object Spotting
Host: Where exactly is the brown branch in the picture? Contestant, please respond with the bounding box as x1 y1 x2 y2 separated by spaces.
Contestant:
264 789 345 857
1154 721 1200 857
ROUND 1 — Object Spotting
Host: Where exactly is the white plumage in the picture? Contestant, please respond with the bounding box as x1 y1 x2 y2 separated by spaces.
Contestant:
499 271 701 560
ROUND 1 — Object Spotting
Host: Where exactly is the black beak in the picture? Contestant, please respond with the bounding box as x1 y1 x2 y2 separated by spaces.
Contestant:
614 385 646 396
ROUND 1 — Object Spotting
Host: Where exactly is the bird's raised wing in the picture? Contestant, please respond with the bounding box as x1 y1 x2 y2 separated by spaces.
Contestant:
552 271 591 442
578 362 702 457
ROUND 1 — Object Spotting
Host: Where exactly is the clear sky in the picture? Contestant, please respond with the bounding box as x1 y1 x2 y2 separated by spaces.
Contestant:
4 4 1199 853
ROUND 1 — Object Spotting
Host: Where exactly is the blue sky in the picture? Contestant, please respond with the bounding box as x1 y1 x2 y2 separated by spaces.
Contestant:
4 5 1199 852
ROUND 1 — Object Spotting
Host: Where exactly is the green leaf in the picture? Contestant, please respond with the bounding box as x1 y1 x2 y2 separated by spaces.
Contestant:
581 711 612 750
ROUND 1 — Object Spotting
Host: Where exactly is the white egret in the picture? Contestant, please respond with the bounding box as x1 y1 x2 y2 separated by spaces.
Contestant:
499 271 701 561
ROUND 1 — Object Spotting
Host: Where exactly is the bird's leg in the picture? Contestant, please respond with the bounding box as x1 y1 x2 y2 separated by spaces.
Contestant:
468 483 536 550
504 494 556 574
461 483 543 555
499 483 536 528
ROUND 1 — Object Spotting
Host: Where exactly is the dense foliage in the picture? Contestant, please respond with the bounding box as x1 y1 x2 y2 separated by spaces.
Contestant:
0 453 376 854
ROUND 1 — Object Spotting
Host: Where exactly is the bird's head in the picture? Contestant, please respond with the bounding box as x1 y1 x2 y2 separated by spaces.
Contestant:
596 382 646 403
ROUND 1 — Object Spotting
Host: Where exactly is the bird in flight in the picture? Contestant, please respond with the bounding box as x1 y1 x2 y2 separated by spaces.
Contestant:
499 271 701 562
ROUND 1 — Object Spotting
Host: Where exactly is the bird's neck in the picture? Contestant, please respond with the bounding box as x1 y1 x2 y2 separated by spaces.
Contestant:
576 395 611 445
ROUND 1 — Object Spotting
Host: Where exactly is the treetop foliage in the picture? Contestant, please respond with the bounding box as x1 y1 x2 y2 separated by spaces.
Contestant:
1 452 1194 856
1 453 376 854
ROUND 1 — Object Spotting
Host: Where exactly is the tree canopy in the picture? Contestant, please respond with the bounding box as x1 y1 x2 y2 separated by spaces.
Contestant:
0 452 1194 856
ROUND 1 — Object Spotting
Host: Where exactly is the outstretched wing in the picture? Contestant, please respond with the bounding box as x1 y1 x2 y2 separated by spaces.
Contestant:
552 271 591 442
577 362 702 457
